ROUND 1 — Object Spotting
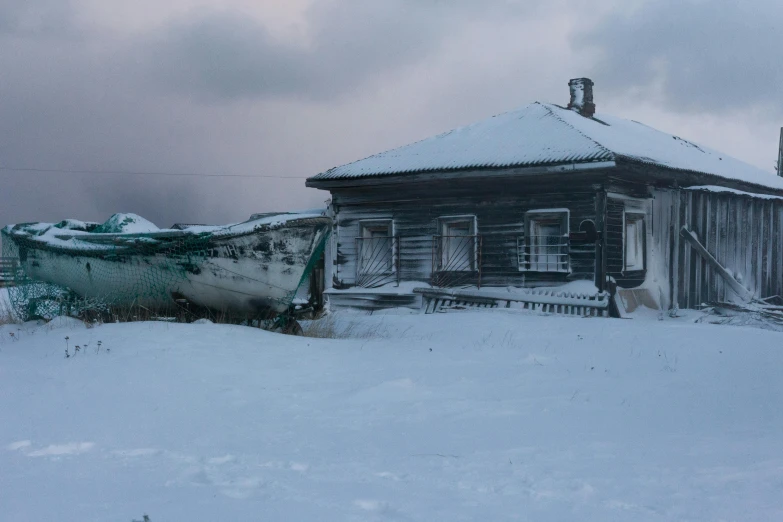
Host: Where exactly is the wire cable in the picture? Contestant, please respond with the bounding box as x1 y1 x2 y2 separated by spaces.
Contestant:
0 166 309 179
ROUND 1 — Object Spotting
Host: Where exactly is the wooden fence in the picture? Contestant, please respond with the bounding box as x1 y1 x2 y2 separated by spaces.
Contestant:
414 287 610 316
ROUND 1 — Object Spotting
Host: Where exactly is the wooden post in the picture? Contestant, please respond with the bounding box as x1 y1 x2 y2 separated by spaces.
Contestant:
777 127 783 177
679 226 753 302
594 189 607 292
477 235 483 289
395 236 401 286
431 235 436 286
670 191 680 311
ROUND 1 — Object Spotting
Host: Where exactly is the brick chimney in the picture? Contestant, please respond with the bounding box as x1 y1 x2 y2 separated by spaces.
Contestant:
567 78 595 118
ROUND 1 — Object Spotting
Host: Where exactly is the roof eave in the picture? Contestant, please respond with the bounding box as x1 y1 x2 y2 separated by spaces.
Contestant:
305 160 617 190
617 157 783 197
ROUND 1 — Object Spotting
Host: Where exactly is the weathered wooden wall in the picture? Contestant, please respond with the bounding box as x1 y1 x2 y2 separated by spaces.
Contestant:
330 175 605 290
316 162 783 311
652 188 783 309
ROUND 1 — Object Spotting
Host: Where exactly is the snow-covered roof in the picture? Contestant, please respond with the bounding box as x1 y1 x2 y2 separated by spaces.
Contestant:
309 102 783 192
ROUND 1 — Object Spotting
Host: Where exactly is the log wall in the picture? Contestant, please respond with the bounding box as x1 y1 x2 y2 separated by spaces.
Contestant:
329 175 605 290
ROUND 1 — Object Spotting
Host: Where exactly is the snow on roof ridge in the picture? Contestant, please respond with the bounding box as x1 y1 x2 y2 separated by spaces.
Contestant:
537 103 615 160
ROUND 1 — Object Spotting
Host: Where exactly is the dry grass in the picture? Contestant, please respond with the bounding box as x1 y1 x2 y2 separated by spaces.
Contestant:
0 286 356 336
696 307 783 332
300 312 391 339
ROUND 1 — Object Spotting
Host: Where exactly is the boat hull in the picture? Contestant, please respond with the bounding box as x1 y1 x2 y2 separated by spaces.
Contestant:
2 216 330 317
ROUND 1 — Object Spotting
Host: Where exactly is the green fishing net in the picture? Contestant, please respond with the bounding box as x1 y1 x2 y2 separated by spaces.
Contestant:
1 214 327 324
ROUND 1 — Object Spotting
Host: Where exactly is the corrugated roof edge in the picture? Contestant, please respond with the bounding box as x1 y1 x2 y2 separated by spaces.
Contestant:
615 156 783 197
308 152 783 197
306 157 617 185
685 185 783 201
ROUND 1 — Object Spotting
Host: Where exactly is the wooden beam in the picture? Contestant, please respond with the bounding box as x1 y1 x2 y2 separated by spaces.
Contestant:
679 226 753 302
595 189 607 292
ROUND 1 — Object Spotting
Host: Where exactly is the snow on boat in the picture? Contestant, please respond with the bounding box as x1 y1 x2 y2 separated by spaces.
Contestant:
1 212 331 319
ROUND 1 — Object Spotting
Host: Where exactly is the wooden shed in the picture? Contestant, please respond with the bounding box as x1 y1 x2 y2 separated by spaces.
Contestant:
306 79 783 315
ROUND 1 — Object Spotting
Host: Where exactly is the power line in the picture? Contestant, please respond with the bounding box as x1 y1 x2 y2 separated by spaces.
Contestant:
0 166 309 179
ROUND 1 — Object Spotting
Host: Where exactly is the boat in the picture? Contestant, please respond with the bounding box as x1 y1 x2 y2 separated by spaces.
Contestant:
1 211 331 323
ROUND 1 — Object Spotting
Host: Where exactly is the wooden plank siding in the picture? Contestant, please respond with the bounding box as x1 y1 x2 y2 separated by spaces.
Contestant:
652 188 783 310
330 177 603 290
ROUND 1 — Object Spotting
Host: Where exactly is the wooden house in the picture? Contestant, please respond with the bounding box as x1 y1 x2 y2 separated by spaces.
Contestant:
306 78 783 315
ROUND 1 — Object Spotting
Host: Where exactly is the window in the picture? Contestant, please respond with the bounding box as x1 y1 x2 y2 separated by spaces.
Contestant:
624 213 645 271
357 220 394 275
438 216 477 272
520 210 569 272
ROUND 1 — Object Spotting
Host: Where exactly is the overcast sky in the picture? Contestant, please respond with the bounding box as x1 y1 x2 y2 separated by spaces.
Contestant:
1 0 781 234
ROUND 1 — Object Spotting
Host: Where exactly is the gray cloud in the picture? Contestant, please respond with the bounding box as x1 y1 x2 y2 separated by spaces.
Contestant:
142 0 529 102
84 176 206 228
0 36 258 229
0 0 323 230
0 0 79 38
574 0 783 115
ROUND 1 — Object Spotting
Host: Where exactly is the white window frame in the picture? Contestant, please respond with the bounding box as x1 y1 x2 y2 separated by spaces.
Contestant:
519 209 570 273
623 212 646 272
357 219 395 276
437 215 478 272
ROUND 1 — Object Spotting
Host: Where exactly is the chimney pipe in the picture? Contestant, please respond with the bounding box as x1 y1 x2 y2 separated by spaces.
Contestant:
568 78 595 118
777 127 783 177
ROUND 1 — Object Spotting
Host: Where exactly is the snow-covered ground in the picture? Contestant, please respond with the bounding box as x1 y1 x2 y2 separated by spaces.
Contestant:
1 308 782 521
